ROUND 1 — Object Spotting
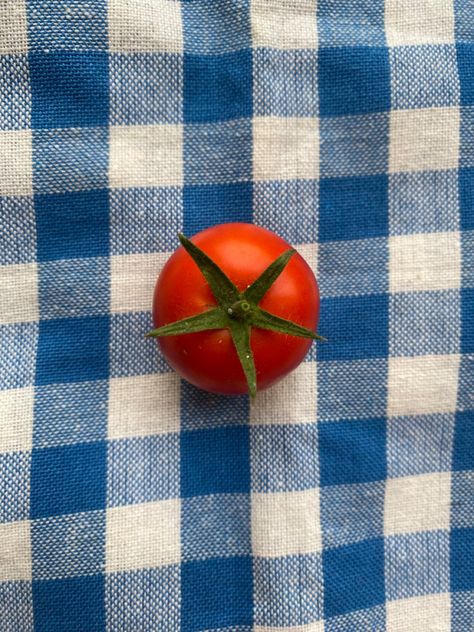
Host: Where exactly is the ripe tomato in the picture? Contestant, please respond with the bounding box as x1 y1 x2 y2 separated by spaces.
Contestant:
152 222 320 395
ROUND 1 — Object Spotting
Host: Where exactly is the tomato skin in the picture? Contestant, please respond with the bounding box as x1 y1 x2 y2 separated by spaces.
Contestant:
152 223 320 394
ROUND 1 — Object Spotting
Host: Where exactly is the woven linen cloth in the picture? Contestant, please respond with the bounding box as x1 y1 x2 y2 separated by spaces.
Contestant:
1 1 473 630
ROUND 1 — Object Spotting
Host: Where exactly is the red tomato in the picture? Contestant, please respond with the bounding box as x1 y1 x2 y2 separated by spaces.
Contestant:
152 223 320 395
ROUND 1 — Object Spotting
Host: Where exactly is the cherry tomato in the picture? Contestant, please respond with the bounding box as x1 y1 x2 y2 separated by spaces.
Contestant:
152 223 320 395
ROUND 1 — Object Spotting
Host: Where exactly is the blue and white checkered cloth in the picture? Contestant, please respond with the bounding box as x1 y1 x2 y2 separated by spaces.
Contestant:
1 1 473 630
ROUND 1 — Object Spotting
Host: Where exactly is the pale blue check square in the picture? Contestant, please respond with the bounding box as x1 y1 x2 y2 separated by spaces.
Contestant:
254 49 318 118
385 530 450 601
110 187 182 255
253 180 319 244
107 435 180 507
32 511 105 579
387 414 455 479
251 425 319 493
109 312 168 378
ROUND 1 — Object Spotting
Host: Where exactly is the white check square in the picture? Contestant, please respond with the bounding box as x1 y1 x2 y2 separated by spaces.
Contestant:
0 520 31 581
110 252 170 314
389 231 461 293
110 124 183 189
385 472 451 536
252 489 321 557
385 0 455 46
108 0 183 53
251 0 318 49
106 499 181 572
389 107 460 174
0 130 33 196
0 387 34 454
388 354 460 417
250 361 317 426
254 116 319 182
0 1 28 54
386 593 451 632
0 263 38 325
108 373 180 439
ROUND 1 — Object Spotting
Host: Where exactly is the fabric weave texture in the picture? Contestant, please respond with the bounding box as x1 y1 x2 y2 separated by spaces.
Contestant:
0 0 473 630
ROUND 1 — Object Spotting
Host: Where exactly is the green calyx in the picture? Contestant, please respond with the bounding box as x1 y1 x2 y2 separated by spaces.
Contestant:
147 233 325 398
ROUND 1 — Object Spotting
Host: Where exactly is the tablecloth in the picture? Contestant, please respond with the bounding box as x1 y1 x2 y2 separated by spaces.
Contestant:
0 1 473 630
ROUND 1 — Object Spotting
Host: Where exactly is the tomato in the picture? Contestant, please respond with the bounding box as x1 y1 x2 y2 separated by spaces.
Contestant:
152 222 320 395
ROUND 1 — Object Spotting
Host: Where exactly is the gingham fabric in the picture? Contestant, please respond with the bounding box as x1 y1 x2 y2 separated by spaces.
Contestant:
0 1 473 630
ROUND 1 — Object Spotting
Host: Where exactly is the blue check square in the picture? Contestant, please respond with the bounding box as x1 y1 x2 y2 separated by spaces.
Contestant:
107 435 180 507
183 182 253 236
35 190 109 261
0 196 36 265
451 527 474 591
32 575 105 632
319 47 390 117
458 44 474 105
319 174 388 242
323 537 385 618
110 187 182 255
319 418 386 487
0 54 30 130
320 113 389 178
452 472 474 528
184 50 252 123
385 530 450 600
453 411 474 472
182 493 251 561
30 51 108 128
36 316 109 385
181 556 253 631
317 294 388 361
462 288 474 353
460 168 474 230
33 128 108 195
181 426 250 497
30 441 107 518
